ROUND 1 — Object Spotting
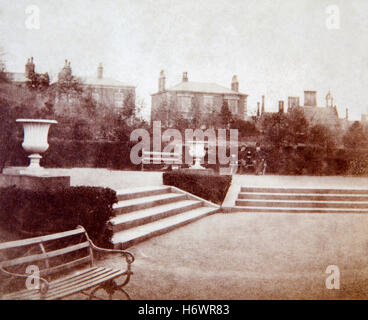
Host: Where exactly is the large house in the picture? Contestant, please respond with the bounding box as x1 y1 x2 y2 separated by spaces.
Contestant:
6 57 49 86
5 57 135 111
81 63 135 109
57 60 135 109
287 90 347 130
151 71 248 122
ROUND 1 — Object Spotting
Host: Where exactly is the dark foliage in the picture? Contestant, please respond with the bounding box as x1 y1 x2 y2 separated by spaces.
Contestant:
163 171 232 204
0 186 117 247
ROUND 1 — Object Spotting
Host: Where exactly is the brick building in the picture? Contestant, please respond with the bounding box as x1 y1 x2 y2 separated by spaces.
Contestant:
287 90 343 129
57 60 135 109
6 57 49 86
151 71 248 122
81 62 135 109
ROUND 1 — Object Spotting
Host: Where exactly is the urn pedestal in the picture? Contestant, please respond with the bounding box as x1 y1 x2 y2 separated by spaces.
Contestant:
188 140 206 170
0 119 70 191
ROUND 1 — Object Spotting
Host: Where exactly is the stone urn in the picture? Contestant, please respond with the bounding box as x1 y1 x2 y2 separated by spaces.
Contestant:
188 140 206 170
16 119 57 174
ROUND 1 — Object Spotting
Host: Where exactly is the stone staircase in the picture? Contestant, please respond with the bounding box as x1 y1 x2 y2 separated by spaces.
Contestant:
233 186 368 214
110 186 219 249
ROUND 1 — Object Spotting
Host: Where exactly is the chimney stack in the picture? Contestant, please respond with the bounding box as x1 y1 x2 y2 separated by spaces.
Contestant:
231 75 239 92
97 63 103 79
278 100 285 113
346 108 349 120
304 91 317 107
158 70 166 92
261 95 265 115
182 72 188 82
25 57 35 78
288 96 300 110
362 114 367 122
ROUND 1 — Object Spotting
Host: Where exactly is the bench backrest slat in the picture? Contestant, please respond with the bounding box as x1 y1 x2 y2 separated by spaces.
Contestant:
1 242 90 268
143 151 181 156
40 256 92 277
0 228 85 250
142 158 181 163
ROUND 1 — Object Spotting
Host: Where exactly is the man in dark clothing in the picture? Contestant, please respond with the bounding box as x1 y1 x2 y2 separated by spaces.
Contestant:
238 144 248 174
254 143 266 175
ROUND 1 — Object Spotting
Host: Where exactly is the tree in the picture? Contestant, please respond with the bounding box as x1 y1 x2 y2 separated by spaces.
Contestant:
0 61 8 83
343 121 368 150
285 108 309 145
121 91 136 122
26 71 50 91
151 96 189 130
309 124 336 149
0 49 9 83
260 112 288 148
189 96 202 129
52 70 83 97
260 108 309 148
219 100 232 128
230 117 258 138
0 97 18 170
203 109 219 129
151 97 170 127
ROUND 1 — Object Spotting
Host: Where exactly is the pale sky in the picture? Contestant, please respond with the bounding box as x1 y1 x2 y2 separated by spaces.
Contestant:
1 0 367 120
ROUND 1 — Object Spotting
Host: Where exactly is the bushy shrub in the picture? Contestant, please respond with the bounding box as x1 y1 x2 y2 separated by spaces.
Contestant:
345 150 368 176
163 171 232 204
260 146 352 176
0 186 117 247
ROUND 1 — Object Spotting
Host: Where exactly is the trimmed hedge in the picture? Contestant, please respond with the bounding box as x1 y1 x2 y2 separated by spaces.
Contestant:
163 171 232 204
2 138 140 170
0 186 117 248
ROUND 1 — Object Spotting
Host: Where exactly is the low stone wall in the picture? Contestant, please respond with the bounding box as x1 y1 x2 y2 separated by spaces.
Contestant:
0 174 70 192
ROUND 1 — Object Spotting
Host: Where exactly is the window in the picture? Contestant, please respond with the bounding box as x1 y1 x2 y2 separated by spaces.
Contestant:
178 95 192 112
203 95 214 107
114 92 124 108
92 92 100 101
226 99 238 114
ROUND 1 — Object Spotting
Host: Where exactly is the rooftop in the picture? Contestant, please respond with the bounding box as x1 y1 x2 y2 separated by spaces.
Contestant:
6 72 28 82
166 81 247 96
81 76 135 88
298 105 341 126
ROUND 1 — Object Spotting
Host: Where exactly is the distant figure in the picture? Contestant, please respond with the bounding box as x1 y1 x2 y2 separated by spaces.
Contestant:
238 144 248 173
254 142 266 175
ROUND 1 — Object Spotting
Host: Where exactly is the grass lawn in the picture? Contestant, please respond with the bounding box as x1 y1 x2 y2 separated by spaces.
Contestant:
100 211 368 300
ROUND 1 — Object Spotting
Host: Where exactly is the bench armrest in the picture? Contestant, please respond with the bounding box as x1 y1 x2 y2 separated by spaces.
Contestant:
0 265 49 296
77 226 134 264
89 242 135 264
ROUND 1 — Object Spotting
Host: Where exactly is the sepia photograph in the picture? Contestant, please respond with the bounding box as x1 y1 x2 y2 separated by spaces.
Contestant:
0 0 368 306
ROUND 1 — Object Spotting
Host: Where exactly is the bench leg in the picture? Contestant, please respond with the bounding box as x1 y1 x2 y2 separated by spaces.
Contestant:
88 279 131 300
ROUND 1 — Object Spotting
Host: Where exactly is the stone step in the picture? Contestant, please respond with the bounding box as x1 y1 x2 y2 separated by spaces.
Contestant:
115 186 172 201
235 199 368 209
238 192 368 202
240 186 368 195
113 193 187 215
110 199 203 233
112 206 219 249
224 206 368 214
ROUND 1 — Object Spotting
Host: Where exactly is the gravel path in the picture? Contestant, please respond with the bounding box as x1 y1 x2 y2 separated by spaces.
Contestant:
94 210 368 300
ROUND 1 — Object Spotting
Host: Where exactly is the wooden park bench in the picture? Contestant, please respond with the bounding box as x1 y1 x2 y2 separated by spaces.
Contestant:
142 149 182 171
0 226 134 300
